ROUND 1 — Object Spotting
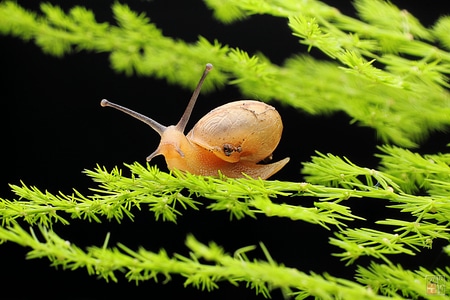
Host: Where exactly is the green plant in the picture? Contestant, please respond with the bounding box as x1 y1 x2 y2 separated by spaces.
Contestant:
1 0 450 298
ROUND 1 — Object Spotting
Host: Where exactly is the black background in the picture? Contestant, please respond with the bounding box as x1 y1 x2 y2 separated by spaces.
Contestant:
1 1 450 299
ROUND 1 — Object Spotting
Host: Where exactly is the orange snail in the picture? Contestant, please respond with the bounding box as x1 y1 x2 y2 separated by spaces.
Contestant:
100 63 289 179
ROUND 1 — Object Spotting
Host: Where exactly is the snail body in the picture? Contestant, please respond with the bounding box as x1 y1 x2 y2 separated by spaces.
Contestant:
101 64 289 179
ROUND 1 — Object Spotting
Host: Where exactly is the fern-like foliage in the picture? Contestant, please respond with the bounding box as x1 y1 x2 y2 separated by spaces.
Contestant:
1 146 450 298
1 0 450 146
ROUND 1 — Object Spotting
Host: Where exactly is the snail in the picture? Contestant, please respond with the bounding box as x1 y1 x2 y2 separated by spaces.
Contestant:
100 63 289 179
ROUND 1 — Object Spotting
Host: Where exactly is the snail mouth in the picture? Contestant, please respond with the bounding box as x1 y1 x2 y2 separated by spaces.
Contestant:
146 142 185 162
